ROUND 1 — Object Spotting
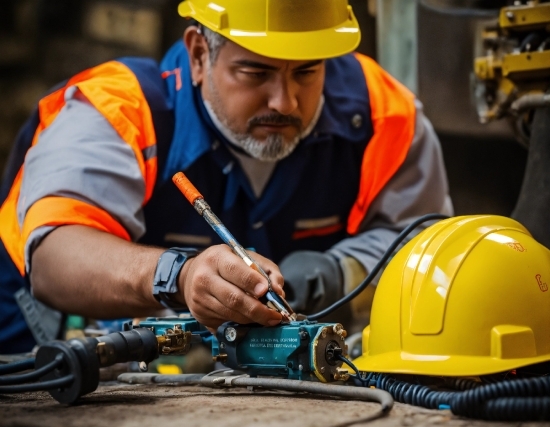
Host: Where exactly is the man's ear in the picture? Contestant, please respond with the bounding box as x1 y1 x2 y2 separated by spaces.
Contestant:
183 26 208 86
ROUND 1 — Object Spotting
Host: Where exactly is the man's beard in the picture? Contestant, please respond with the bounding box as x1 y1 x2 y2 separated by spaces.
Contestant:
205 71 303 162
234 132 299 162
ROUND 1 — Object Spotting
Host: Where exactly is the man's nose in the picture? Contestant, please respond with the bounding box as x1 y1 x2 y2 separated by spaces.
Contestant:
267 80 298 116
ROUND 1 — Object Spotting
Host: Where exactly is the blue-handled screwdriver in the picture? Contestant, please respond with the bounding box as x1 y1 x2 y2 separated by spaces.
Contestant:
173 171 296 323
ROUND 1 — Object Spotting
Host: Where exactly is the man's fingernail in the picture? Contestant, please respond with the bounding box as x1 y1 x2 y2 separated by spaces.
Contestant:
254 283 266 296
268 320 280 326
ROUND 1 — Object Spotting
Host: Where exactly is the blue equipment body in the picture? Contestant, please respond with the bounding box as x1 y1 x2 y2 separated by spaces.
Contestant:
213 320 348 382
126 316 210 356
132 317 207 336
129 317 348 382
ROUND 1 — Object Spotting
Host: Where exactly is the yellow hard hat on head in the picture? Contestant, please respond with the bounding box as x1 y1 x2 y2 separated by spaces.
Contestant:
353 215 550 377
178 0 361 60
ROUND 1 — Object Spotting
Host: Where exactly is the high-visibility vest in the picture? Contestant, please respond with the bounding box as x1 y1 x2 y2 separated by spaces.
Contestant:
0 47 415 276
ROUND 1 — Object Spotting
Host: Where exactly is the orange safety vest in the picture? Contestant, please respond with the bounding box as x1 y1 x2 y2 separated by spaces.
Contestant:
0 61 158 275
0 52 415 275
347 53 416 235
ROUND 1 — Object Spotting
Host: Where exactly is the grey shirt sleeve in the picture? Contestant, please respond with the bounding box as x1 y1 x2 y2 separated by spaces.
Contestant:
328 99 454 275
19 86 147 273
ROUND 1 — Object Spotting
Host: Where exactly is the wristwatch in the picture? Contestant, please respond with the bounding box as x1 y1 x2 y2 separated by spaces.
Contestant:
152 247 199 309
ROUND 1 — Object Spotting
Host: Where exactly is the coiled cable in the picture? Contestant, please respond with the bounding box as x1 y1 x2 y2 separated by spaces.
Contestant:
350 370 550 421
373 375 458 409
450 375 550 420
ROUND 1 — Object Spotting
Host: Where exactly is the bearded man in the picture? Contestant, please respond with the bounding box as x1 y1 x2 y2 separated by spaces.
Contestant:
0 0 452 353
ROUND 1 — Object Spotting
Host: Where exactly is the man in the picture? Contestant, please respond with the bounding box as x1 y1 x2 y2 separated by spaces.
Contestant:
0 0 452 353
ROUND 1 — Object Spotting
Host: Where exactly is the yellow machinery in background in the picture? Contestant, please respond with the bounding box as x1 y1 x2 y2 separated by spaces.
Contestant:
474 0 550 250
474 1 550 146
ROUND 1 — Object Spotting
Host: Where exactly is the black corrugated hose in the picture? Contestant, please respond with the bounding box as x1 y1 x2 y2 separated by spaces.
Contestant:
342 354 550 421
360 373 550 421
450 376 550 420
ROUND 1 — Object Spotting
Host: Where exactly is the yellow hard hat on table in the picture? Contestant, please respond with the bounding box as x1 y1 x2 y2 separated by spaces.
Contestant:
178 0 361 60
353 215 550 377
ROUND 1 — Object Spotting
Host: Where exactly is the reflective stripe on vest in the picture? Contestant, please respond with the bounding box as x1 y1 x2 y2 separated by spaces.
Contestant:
347 53 416 235
0 61 157 275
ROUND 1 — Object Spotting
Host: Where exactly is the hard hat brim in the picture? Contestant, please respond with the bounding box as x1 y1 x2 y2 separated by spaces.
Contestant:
221 27 361 61
352 351 550 377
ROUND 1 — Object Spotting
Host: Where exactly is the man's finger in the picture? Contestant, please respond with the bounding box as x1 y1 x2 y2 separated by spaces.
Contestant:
213 247 273 297
191 295 254 327
208 276 283 326
247 251 286 297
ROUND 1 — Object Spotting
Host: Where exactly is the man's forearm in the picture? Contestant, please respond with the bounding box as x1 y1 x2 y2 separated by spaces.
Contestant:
30 225 164 319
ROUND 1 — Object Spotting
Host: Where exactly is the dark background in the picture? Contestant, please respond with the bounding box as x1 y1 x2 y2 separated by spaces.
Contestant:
0 0 527 217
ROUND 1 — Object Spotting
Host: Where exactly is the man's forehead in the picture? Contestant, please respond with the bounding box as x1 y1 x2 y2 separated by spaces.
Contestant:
218 39 324 69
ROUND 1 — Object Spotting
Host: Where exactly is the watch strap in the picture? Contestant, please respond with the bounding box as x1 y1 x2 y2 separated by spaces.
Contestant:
153 247 199 309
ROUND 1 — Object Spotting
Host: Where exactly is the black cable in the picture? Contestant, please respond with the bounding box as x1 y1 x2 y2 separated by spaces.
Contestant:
308 213 449 321
445 377 481 391
0 374 74 393
353 371 550 421
0 354 63 386
337 354 460 417
338 354 361 375
373 375 458 409
337 353 369 386
483 397 550 421
0 358 35 375
450 375 550 420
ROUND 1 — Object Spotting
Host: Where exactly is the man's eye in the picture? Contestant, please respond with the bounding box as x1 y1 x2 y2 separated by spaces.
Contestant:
241 71 267 79
295 69 318 80
295 69 319 82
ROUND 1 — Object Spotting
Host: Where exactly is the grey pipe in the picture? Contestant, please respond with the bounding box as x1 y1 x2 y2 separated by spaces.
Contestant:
118 371 394 426
200 373 394 425
511 93 550 115
118 372 205 385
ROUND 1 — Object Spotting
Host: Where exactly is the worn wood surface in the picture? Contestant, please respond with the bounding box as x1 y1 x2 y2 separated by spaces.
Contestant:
1 382 548 427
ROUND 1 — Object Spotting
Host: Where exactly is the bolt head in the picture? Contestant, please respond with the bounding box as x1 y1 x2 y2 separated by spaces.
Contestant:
224 327 237 342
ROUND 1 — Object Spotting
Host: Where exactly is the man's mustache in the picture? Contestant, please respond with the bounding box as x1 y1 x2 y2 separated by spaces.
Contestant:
248 114 302 130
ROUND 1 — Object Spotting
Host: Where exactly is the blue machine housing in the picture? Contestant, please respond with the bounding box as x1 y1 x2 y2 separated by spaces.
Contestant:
130 317 208 337
126 317 348 382
214 320 348 382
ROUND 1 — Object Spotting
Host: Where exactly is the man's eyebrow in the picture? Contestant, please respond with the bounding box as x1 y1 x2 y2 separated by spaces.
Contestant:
232 59 323 71
233 60 279 70
293 60 323 71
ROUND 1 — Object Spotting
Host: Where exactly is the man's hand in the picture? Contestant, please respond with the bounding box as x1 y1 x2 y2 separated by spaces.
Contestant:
178 244 285 330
